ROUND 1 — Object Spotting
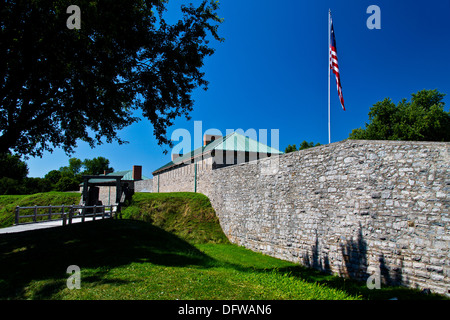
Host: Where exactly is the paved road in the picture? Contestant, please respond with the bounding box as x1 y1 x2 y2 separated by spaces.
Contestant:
0 216 105 234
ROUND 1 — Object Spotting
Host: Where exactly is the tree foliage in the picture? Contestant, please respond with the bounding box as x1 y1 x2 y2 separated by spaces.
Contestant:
82 156 113 175
299 141 321 150
0 0 223 157
284 141 321 154
0 154 115 194
44 170 62 185
54 156 114 191
54 176 80 192
0 153 28 180
349 89 449 141
59 158 83 177
0 152 52 194
284 144 298 153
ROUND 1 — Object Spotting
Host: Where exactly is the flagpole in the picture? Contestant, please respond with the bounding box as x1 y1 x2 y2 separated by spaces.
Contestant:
328 9 331 144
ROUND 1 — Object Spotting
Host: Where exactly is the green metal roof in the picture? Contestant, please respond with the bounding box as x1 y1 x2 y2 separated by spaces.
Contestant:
153 132 283 174
87 170 150 184
214 133 283 154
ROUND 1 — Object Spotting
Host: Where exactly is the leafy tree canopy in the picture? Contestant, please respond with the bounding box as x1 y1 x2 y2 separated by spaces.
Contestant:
82 156 113 175
0 155 115 194
0 153 29 180
349 89 449 141
59 158 83 177
299 141 321 150
54 176 80 192
0 0 223 157
285 144 298 153
44 170 62 185
284 141 321 154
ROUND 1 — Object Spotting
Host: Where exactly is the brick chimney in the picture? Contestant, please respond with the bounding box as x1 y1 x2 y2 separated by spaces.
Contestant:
132 165 142 180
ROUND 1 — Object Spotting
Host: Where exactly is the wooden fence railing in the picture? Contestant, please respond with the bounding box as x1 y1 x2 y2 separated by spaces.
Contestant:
14 204 119 226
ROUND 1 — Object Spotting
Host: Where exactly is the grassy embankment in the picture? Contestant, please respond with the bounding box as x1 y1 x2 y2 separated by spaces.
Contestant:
0 192 446 300
0 192 81 228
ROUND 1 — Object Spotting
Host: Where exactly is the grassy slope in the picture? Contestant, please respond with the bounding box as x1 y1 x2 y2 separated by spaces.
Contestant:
0 192 446 300
121 192 229 244
0 219 356 300
0 192 81 228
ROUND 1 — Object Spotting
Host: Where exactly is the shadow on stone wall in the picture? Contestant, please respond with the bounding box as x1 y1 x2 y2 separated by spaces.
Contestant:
302 233 331 274
379 253 403 287
302 225 405 288
339 227 368 280
339 225 403 287
302 227 369 281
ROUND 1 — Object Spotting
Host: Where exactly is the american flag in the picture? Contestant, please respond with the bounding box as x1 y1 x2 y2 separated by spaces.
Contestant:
330 15 345 111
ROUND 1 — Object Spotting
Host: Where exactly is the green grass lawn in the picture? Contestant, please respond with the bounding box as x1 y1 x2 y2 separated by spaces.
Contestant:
121 192 230 244
0 219 352 300
0 219 445 300
0 192 446 300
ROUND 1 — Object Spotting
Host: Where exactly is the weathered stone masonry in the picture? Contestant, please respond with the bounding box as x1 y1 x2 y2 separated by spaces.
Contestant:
154 140 449 296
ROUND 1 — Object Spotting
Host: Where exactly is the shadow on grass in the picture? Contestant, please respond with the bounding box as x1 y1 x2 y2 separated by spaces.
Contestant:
0 219 214 299
199 256 447 300
1 219 447 300
270 265 447 300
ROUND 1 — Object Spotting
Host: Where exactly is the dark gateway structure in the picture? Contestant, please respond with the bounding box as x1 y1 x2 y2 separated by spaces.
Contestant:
81 166 149 207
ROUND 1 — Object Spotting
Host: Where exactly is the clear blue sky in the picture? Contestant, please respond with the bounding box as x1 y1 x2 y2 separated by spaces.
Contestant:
26 0 450 178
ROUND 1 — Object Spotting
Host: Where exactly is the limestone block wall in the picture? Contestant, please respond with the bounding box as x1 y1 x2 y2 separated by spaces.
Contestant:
98 186 117 206
152 139 449 295
195 140 450 296
135 179 153 193
153 156 213 193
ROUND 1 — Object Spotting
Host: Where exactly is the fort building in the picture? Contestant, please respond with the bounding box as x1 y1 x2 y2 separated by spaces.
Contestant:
152 132 284 193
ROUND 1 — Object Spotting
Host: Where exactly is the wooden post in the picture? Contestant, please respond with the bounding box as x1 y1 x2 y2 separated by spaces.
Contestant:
101 205 105 219
117 204 121 220
93 205 97 221
15 206 20 225
115 178 122 205
82 178 89 206
68 205 73 225
62 205 66 226
48 205 52 221
33 206 37 223
81 206 86 223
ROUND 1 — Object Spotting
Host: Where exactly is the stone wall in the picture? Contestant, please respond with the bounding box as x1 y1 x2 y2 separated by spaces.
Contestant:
135 179 153 193
98 186 117 206
155 140 450 296
153 156 213 193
